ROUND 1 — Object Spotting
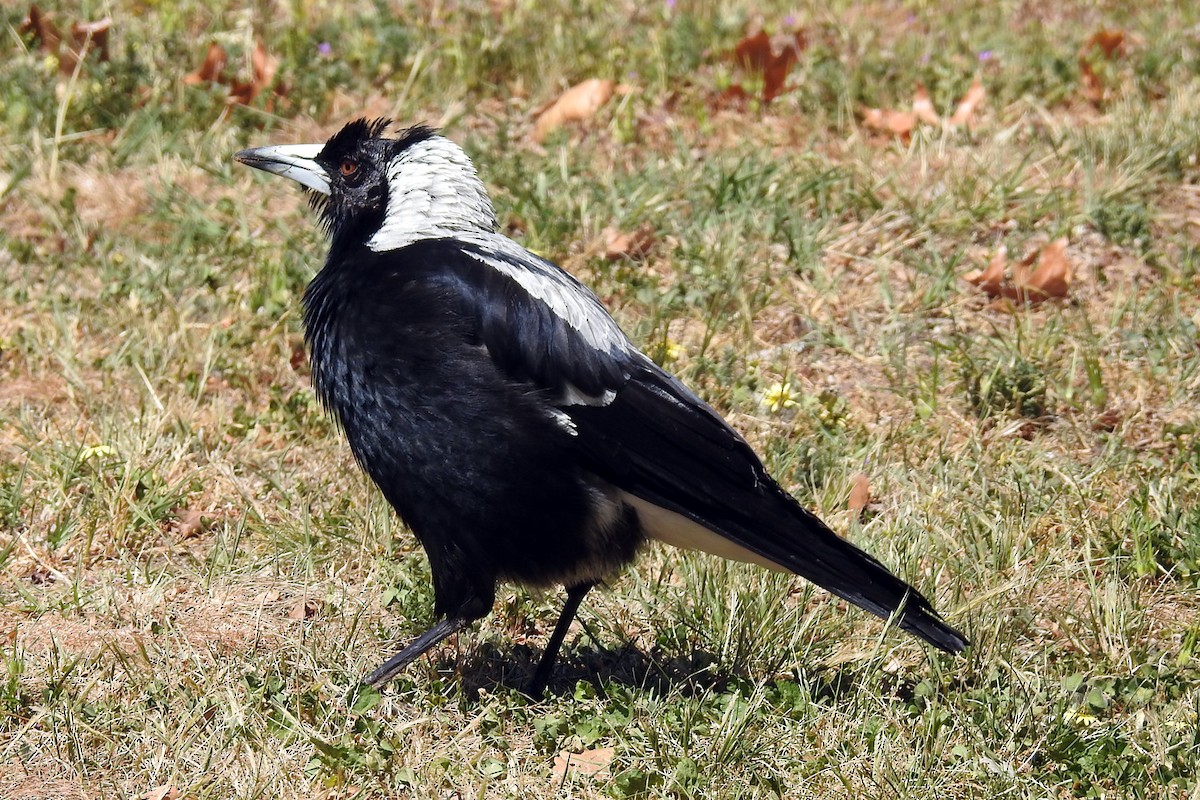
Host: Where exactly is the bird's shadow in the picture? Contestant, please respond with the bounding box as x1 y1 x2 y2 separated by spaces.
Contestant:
446 639 729 699
431 638 888 704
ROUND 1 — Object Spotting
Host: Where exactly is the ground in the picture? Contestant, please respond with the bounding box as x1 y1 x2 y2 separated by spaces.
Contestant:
1 1 1199 798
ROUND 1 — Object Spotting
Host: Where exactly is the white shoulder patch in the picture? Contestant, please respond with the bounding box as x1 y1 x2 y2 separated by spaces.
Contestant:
458 234 634 358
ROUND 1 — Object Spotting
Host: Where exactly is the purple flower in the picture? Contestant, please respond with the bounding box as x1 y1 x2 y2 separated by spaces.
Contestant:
784 14 796 28
317 41 332 57
978 50 993 62
665 0 676 9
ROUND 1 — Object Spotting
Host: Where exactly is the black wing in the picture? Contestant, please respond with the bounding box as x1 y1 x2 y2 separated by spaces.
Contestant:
565 361 967 652
413 236 967 652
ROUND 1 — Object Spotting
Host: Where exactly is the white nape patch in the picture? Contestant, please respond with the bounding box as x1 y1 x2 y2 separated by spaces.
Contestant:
366 136 498 251
622 492 788 573
361 133 634 359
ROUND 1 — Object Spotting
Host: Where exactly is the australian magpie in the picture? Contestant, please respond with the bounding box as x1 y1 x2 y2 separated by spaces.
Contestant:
234 118 967 697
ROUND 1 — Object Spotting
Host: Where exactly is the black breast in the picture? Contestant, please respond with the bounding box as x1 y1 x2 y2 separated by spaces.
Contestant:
301 242 640 616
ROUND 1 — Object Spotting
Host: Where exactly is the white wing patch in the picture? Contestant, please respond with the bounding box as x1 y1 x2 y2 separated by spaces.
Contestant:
460 237 633 358
622 493 788 572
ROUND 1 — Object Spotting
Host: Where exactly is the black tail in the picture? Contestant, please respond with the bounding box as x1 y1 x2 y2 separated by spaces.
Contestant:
726 483 968 653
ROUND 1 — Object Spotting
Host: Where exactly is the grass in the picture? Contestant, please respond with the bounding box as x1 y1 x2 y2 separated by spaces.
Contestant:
3 0 1200 797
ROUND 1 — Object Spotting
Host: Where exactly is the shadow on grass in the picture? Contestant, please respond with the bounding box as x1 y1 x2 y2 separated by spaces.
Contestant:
443 638 886 705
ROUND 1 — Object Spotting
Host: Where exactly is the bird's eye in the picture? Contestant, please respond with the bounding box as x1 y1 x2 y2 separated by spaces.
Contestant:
339 160 358 177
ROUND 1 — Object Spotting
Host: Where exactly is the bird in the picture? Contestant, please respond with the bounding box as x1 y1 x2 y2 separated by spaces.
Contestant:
234 118 967 698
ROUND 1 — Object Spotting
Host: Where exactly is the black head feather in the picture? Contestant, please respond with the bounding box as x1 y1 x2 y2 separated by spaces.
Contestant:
306 118 438 250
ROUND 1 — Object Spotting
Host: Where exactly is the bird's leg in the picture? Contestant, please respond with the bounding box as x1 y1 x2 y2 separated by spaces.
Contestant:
526 582 595 699
363 616 473 688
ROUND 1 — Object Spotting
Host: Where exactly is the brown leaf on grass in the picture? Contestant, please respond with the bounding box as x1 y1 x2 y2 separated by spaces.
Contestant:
287 599 322 620
19 5 61 53
1013 237 1071 301
1078 29 1127 105
184 42 227 85
173 507 208 540
228 39 278 106
140 787 179 800
602 223 656 260
847 473 871 519
533 78 615 142
731 29 806 103
861 107 917 141
912 84 940 126
70 18 111 63
1086 29 1127 59
947 76 985 128
1078 56 1105 103
551 746 614 780
964 240 1071 304
963 245 1007 296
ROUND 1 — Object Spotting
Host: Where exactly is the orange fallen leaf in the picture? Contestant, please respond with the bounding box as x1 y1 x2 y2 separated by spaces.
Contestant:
287 599 322 620
912 85 940 126
1014 237 1071 302
732 29 805 103
602 223 656 260
228 39 278 106
552 746 614 780
1086 29 1127 59
174 507 207 540
19 5 61 54
948 76 985 128
70 18 111 63
964 240 1071 305
184 42 227 85
1077 30 1126 106
1078 56 1105 103
847 473 871 518
963 245 1007 297
534 78 615 142
862 107 917 141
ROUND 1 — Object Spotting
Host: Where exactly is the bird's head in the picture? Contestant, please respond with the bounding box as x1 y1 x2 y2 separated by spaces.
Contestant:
235 118 497 253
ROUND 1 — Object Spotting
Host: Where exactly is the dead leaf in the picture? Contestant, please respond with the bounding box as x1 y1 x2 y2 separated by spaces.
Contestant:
847 473 871 518
1078 29 1127 105
1014 237 1071 301
948 77 985 128
602 223 656 260
551 746 614 780
140 787 179 800
964 240 1071 304
912 85 940 126
184 42 227 85
174 507 207 540
19 5 61 54
731 29 806 103
1078 57 1105 103
228 39 278 105
70 18 111 63
1086 29 1127 59
533 78 615 142
287 599 321 620
861 107 917 141
963 245 1007 297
